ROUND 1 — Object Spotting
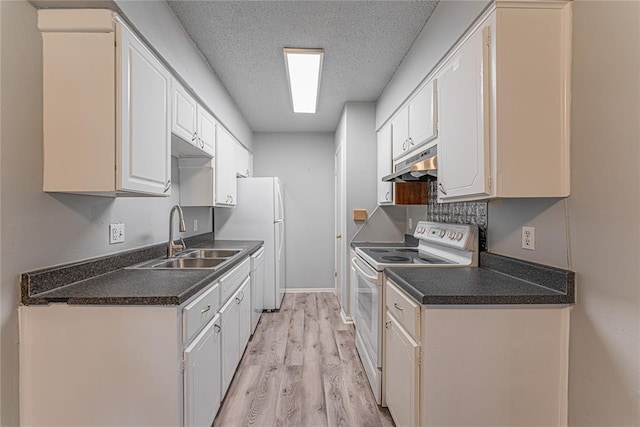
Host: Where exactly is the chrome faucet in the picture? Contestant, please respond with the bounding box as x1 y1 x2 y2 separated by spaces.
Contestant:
167 205 187 258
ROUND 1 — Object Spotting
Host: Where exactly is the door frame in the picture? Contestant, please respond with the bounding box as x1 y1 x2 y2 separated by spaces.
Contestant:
334 143 348 318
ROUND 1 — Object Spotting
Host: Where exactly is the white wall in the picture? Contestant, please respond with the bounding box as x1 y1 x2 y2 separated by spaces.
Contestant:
0 1 212 424
252 133 335 290
113 0 253 150
375 0 490 129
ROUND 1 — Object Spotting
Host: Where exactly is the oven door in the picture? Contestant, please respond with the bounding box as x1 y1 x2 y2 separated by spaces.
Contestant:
351 255 381 368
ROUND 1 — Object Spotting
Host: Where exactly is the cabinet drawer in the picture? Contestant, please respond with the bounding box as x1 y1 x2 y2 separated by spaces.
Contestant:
386 279 420 339
220 258 250 304
183 282 220 345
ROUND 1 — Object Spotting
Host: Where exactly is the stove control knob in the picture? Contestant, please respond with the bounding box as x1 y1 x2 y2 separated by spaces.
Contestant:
438 230 446 238
455 232 464 241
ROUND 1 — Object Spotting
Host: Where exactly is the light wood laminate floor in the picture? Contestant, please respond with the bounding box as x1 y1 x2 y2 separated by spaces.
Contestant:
214 292 394 427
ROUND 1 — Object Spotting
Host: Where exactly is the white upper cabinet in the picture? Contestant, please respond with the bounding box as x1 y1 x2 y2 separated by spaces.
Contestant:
197 107 216 157
215 126 238 207
171 79 215 158
235 143 252 178
437 25 490 201
377 124 394 204
39 10 171 196
437 2 572 201
392 80 437 162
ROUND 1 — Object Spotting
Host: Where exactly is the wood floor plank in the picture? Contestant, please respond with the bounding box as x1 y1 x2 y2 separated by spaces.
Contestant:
214 365 263 426
323 363 353 427
284 295 305 366
303 293 322 365
317 295 342 365
275 365 303 426
300 362 329 427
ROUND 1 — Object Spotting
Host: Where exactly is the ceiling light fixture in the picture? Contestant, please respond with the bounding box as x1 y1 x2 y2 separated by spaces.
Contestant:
283 48 324 114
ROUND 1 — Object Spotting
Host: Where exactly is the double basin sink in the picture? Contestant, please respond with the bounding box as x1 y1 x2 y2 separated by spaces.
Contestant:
129 249 241 270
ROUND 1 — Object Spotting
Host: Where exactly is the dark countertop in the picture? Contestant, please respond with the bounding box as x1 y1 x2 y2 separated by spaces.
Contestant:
21 236 263 306
385 252 575 305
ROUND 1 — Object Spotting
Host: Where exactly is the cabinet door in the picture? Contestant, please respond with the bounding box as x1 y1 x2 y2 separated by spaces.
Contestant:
215 126 238 206
184 315 221 427
220 296 240 396
197 106 216 157
409 80 437 149
248 153 254 177
235 143 250 178
117 23 171 196
391 106 409 161
238 277 252 351
171 80 197 145
437 26 490 201
385 312 420 427
377 125 394 204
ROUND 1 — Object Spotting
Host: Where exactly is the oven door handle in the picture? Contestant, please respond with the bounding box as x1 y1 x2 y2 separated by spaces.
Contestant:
351 257 378 283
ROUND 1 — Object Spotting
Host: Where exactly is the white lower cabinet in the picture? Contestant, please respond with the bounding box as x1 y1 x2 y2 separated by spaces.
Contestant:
19 259 254 426
384 279 571 427
385 312 420 427
184 314 221 427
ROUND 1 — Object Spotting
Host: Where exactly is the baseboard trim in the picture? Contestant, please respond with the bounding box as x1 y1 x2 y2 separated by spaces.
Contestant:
285 287 335 294
340 309 354 324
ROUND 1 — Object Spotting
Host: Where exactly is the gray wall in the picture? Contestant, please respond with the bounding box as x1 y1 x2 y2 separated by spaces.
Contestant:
114 0 253 150
252 132 335 290
0 1 214 424
376 0 490 129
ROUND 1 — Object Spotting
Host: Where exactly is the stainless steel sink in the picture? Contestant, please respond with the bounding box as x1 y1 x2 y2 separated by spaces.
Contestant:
180 249 241 259
149 257 227 269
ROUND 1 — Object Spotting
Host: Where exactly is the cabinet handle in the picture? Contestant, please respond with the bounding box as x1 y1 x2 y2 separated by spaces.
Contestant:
438 182 447 195
201 304 211 314
408 137 414 146
246 169 250 176
385 191 390 201
385 320 391 330
200 138 205 149
235 296 241 304
164 180 171 193
229 195 234 204
214 324 221 333
393 302 404 311
402 140 408 151
192 132 198 142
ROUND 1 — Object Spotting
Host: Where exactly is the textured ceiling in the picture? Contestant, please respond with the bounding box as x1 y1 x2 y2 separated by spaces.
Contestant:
167 0 438 133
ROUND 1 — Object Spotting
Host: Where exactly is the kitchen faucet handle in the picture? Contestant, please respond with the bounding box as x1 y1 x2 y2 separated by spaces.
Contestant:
178 238 186 252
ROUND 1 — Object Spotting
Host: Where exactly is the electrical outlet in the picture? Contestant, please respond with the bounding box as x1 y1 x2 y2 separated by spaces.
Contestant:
408 217 413 232
193 219 198 232
522 226 535 250
109 223 125 244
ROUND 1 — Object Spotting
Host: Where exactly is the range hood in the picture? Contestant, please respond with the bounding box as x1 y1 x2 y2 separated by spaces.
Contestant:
382 145 437 182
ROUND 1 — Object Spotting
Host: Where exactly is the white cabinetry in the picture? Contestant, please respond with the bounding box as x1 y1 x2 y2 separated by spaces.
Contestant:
377 124 393 204
385 312 420 427
183 314 221 427
236 143 253 178
437 25 490 200
383 279 571 427
220 290 241 396
238 277 252 347
171 79 215 158
38 10 171 197
392 80 437 162
437 2 572 201
215 126 238 206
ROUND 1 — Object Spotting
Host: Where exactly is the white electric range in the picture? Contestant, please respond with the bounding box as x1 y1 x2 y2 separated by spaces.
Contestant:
351 221 479 405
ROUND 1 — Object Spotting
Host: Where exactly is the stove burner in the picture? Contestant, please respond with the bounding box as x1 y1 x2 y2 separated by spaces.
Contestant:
369 249 390 253
381 256 411 262
396 248 418 253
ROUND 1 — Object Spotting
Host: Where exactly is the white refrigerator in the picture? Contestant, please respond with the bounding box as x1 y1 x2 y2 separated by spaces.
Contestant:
215 177 286 310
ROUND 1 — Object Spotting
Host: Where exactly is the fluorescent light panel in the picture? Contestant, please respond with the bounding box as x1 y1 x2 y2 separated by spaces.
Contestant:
283 48 324 114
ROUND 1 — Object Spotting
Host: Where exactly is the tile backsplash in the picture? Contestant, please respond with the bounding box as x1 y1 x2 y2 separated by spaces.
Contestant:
407 181 488 249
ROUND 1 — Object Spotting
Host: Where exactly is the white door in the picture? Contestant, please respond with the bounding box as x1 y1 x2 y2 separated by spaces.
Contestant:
385 312 420 427
238 277 251 351
197 106 215 157
334 145 345 311
409 79 438 149
377 125 393 205
215 126 237 206
183 315 221 427
274 221 286 308
117 22 171 196
220 295 240 396
171 79 197 145
437 25 490 201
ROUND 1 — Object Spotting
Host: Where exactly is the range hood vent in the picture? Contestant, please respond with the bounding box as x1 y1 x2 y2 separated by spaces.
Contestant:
382 145 437 183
